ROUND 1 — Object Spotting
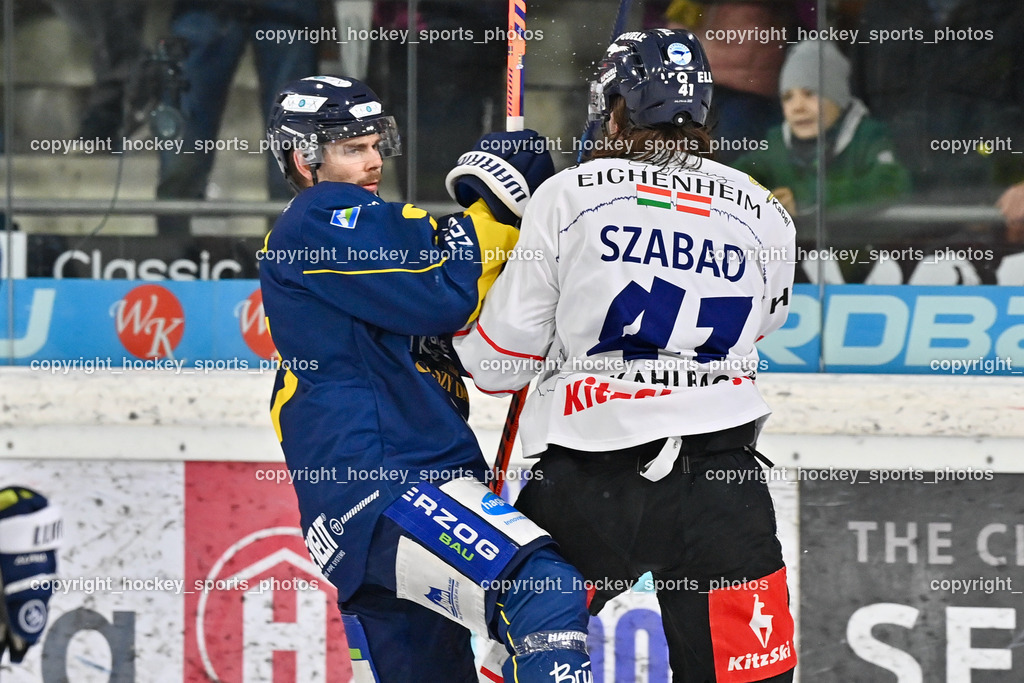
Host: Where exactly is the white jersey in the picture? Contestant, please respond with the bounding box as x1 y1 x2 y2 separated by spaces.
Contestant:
456 155 796 456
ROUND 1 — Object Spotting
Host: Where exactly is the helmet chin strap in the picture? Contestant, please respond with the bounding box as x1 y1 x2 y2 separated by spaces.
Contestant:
297 141 322 186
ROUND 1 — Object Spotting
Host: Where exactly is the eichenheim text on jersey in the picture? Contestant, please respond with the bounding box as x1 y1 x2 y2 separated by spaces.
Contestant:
576 165 766 220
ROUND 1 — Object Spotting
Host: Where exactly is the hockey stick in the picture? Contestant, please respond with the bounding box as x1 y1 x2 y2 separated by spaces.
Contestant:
506 0 526 135
492 387 527 496
492 1 634 495
490 0 529 497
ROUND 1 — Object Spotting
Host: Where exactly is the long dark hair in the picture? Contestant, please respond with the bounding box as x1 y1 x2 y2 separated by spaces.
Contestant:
591 96 714 168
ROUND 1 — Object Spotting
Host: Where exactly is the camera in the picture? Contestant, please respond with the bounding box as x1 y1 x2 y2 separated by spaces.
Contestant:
125 37 189 141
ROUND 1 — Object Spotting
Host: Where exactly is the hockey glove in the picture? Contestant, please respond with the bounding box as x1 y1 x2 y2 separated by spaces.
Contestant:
0 486 62 663
445 130 555 226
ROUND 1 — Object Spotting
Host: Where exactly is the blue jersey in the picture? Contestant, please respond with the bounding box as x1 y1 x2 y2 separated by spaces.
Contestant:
259 181 517 600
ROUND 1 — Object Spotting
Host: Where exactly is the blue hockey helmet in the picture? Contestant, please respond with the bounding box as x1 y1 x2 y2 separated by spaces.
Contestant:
267 76 401 189
589 29 714 128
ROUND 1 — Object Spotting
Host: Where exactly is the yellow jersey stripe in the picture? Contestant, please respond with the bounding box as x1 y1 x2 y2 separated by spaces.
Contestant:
499 608 520 683
303 259 447 276
402 203 438 229
270 369 299 442
463 199 519 323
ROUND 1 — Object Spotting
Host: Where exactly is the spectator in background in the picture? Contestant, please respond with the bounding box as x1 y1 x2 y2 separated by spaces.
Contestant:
850 0 1024 244
43 0 145 144
998 184 1024 244
664 0 798 163
156 0 319 236
732 40 909 224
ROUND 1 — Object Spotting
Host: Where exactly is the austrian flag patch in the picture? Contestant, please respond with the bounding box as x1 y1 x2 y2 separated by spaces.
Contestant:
635 184 712 216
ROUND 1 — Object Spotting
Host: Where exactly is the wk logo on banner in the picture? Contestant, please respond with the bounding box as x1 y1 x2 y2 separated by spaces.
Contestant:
110 284 185 360
636 184 712 217
235 289 277 360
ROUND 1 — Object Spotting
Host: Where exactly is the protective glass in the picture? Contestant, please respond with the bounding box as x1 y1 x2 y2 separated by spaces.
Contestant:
298 116 402 166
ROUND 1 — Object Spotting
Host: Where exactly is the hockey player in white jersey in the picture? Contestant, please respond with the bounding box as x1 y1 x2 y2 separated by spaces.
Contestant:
456 29 797 682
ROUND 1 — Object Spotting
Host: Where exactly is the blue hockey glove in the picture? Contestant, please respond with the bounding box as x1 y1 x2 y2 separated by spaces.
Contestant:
445 130 555 226
0 486 62 663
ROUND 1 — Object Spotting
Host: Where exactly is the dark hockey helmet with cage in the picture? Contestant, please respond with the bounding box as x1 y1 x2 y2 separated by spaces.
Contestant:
589 29 714 128
267 76 401 190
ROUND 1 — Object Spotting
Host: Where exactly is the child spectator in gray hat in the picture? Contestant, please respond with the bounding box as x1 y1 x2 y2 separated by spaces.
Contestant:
734 40 910 219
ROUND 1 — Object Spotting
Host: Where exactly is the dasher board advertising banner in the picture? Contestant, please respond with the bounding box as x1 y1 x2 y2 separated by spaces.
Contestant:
4 280 1024 376
4 459 792 681
799 472 1023 681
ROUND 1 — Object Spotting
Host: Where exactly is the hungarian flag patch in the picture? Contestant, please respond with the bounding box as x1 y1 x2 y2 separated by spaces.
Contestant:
635 184 712 217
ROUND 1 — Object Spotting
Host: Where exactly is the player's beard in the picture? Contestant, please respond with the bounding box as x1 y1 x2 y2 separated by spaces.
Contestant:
320 168 381 193
357 172 381 194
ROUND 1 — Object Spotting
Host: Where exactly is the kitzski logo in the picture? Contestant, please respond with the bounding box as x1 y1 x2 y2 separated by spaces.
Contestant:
110 284 184 359
726 592 793 673
563 376 671 416
749 593 772 647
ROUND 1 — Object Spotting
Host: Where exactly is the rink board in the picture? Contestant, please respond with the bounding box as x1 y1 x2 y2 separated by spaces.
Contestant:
4 454 1021 680
2 411 1024 679
3 279 1024 375
1 456 798 683
0 459 352 682
800 474 1024 683
3 368 1024 681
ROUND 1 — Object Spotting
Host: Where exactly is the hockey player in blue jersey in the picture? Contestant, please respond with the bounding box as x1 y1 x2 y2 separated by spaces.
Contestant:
456 31 797 682
258 75 592 682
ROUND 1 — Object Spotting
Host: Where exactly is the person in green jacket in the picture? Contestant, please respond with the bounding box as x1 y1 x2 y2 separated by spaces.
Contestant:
733 40 910 221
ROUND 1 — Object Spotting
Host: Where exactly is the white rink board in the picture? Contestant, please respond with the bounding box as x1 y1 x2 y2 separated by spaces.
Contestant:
1 369 1022 682
1 460 185 683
